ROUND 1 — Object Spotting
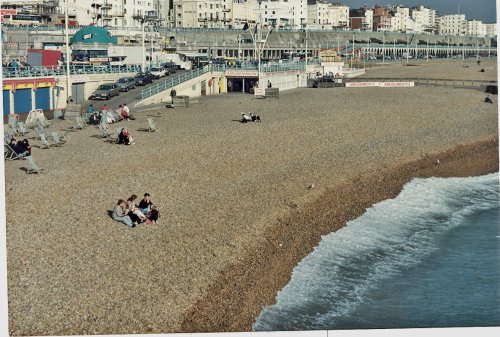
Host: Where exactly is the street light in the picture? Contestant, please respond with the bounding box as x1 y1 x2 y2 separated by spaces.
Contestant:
142 19 146 72
65 1 71 102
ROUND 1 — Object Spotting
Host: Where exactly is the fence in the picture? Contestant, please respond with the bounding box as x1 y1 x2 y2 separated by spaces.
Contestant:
140 61 308 99
141 66 211 100
2 64 142 78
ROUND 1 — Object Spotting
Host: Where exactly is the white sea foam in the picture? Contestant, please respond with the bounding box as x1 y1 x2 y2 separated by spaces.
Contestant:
253 173 499 331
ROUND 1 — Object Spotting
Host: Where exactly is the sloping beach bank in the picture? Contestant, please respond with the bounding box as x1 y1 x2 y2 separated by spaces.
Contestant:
181 137 499 332
4 59 498 335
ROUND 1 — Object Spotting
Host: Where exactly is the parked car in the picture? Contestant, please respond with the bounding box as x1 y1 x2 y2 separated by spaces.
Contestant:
149 66 166 79
134 72 153 86
89 83 120 100
312 76 343 88
161 62 177 75
116 77 136 91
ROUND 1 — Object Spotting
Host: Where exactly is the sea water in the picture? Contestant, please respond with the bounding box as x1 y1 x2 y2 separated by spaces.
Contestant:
253 173 500 331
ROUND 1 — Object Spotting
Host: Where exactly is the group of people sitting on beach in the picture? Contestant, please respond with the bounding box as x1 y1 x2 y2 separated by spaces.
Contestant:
8 137 31 158
112 193 159 227
87 103 133 125
240 112 262 123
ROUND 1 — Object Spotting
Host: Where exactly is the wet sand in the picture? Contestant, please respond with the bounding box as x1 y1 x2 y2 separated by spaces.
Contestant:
4 59 498 335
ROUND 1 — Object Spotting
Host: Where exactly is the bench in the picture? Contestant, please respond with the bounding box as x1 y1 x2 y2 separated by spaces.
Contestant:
265 88 279 99
64 103 84 119
172 95 190 107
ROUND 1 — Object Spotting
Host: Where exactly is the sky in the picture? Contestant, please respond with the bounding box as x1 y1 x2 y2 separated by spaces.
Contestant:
338 0 497 23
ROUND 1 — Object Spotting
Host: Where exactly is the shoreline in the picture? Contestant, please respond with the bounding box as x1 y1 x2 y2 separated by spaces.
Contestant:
180 137 499 332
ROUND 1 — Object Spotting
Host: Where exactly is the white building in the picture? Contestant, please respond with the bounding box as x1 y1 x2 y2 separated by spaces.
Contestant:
467 19 486 36
411 5 437 34
52 0 160 27
439 14 467 35
171 0 226 28
258 0 307 29
232 0 258 28
394 6 418 32
307 1 349 30
308 1 333 29
484 23 497 37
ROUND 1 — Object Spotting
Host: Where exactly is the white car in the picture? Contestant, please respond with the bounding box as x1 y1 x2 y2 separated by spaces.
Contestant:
149 66 166 79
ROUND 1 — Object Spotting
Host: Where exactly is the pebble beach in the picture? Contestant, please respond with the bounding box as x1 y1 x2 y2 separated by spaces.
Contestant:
4 59 499 335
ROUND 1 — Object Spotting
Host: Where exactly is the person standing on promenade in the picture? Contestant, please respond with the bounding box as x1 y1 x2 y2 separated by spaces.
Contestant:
170 89 177 104
112 199 134 227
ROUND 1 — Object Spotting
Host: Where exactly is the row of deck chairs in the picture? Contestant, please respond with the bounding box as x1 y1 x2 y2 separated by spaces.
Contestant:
67 116 89 131
34 124 68 148
24 111 52 129
5 115 32 138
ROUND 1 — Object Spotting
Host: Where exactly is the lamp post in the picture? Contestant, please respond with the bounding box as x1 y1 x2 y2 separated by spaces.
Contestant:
305 26 308 70
65 1 71 102
141 18 146 72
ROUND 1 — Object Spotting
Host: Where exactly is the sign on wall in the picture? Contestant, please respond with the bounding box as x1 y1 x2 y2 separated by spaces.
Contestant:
345 82 415 88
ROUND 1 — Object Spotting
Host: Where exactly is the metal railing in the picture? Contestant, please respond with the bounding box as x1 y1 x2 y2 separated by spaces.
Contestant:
2 64 142 78
141 61 309 99
141 66 211 100
2 25 496 39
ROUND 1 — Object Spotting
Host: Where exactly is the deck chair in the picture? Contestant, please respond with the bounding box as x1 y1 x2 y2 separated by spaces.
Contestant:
61 130 71 142
4 127 16 141
37 112 52 127
4 142 21 160
39 134 52 149
113 127 123 143
67 118 83 131
99 115 108 126
8 115 19 129
147 118 157 132
75 117 85 130
17 121 30 136
4 124 20 137
75 116 87 129
50 132 65 146
34 124 48 139
98 124 112 138
112 111 122 122
26 156 43 174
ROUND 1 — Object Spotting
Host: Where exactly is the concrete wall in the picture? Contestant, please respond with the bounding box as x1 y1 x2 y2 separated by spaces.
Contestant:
135 70 310 107
54 72 135 108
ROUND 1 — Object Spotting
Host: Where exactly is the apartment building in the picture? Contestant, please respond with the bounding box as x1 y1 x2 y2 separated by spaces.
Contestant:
258 0 307 29
172 0 227 28
308 0 349 30
48 0 161 27
232 0 258 28
349 7 373 31
372 6 392 31
484 23 497 37
467 19 486 36
439 14 467 35
411 5 437 33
